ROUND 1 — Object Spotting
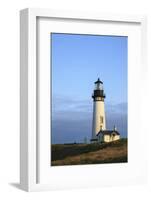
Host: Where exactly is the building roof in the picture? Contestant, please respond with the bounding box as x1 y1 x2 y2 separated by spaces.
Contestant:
95 78 103 84
97 130 120 136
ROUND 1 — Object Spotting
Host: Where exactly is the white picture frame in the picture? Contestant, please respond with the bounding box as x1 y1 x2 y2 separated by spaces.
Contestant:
20 8 147 192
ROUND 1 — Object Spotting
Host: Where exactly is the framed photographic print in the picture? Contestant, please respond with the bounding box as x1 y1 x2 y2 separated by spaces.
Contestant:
20 8 147 191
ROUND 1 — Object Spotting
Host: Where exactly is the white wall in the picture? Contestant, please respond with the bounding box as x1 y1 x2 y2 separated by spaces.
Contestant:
92 100 106 138
104 135 110 142
0 0 151 199
113 135 120 141
103 134 120 142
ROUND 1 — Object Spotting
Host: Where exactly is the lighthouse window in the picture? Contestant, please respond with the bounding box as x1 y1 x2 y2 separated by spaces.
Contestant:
100 116 103 123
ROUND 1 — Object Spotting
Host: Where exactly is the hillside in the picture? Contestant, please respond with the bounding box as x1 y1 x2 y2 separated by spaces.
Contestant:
51 138 128 166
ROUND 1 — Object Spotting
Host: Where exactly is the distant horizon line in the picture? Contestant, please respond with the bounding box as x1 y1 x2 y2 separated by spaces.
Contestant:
51 137 128 145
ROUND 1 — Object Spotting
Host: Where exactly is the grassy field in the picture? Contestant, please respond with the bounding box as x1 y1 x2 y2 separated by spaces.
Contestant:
51 138 128 166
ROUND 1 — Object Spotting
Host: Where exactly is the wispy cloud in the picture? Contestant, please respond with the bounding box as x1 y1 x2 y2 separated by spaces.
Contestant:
52 95 92 113
51 95 127 144
106 102 127 114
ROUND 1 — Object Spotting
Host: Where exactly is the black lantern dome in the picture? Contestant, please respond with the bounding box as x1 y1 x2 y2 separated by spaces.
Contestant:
92 78 106 100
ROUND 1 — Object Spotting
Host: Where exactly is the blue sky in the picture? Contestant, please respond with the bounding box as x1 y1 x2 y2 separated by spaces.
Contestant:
51 33 128 144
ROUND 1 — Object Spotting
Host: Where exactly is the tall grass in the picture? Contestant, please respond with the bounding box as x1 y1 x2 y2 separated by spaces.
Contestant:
51 138 127 161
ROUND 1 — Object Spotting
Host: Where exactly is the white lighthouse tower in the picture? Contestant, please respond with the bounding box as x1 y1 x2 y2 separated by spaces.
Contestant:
91 78 106 140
